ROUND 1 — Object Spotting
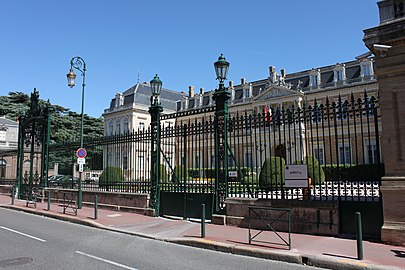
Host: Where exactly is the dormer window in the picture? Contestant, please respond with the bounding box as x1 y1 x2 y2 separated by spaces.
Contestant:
115 93 124 107
309 69 320 87
181 97 188 111
195 97 200 108
243 83 252 100
360 60 374 77
333 64 346 82
0 130 6 141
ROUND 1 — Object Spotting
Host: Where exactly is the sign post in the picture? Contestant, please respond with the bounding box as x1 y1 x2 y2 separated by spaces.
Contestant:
75 148 87 208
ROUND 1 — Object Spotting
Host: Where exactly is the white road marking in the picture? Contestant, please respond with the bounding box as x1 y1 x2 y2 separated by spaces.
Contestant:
107 214 122 218
75 251 139 270
0 226 46 242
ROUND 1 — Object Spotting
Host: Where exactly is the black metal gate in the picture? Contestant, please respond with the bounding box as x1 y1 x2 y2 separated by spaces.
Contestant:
16 89 51 199
159 111 217 219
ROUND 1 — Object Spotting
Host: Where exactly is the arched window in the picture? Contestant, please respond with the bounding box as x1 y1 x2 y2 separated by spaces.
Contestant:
115 119 121 135
108 121 113 136
123 117 129 134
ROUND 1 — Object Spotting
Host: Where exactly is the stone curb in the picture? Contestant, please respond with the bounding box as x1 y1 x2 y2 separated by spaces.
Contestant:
306 255 404 270
1 205 402 270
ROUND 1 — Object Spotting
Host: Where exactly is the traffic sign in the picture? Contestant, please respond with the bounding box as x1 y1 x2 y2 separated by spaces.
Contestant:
77 158 86 165
76 148 87 158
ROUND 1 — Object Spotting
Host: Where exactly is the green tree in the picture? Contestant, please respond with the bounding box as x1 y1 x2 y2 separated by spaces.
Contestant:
1 91 104 174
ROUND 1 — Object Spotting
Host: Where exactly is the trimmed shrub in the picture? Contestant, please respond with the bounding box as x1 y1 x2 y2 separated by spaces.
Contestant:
241 174 258 184
99 167 124 186
259 157 285 189
295 156 325 185
159 164 169 183
173 165 188 183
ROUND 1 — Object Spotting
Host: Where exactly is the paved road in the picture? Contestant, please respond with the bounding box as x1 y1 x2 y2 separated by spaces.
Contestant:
0 208 324 270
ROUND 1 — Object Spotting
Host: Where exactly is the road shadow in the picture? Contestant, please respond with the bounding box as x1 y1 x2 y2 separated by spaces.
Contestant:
227 239 289 250
391 250 405 258
323 253 357 260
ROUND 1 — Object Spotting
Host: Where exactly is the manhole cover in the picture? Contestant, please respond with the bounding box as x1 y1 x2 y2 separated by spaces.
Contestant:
0 257 33 268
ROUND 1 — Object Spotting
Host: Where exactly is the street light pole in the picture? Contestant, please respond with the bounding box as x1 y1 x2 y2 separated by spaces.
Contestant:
212 54 230 213
148 74 163 216
66 56 86 209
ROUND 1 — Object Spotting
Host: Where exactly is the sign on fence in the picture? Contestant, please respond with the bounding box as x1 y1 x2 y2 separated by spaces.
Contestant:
284 165 309 188
228 171 238 178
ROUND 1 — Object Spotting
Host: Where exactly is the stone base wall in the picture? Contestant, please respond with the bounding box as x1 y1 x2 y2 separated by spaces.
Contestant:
0 185 154 216
224 198 339 236
380 178 405 246
0 185 13 195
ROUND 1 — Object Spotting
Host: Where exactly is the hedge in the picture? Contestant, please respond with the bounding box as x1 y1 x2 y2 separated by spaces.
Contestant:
99 167 124 185
322 163 384 182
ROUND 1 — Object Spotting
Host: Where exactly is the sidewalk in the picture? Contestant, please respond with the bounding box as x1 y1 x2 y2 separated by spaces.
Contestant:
0 194 404 270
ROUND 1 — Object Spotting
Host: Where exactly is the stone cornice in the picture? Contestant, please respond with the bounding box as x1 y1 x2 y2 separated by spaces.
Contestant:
364 18 405 49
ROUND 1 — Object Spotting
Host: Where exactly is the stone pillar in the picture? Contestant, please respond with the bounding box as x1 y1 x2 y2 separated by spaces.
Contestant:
363 0 405 246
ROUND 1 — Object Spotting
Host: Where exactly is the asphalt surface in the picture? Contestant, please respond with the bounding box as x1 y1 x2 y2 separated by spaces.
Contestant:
0 208 322 270
1 194 404 270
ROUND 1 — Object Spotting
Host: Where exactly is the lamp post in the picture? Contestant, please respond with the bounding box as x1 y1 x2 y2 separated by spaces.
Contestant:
148 74 163 216
212 54 230 213
66 56 86 209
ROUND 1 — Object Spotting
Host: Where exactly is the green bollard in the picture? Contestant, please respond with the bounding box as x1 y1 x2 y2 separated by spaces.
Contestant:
94 194 98 220
11 186 15 205
201 204 205 238
47 191 51 210
356 212 363 260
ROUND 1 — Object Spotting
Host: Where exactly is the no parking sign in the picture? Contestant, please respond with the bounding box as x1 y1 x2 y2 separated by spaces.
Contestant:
76 148 87 158
76 148 87 172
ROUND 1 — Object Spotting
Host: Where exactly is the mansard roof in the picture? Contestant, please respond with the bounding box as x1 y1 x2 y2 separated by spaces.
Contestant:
177 57 376 112
0 117 18 127
105 83 184 113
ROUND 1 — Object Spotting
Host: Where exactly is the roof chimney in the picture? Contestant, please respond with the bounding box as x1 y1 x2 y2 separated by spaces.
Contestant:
281 69 286 78
229 80 234 89
200 87 204 95
189 86 195 97
241 78 246 85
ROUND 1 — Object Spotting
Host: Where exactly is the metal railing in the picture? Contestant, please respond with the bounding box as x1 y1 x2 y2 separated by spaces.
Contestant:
46 93 382 201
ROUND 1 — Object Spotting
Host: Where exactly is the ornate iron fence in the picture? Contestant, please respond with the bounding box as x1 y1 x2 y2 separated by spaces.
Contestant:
48 92 382 202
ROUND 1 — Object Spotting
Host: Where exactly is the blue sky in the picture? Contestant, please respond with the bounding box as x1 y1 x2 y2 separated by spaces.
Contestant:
1 0 379 117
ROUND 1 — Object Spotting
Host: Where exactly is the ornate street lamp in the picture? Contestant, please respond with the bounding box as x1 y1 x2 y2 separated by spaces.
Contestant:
66 69 77 88
66 56 86 209
148 74 163 216
214 53 230 88
150 74 162 97
212 54 231 213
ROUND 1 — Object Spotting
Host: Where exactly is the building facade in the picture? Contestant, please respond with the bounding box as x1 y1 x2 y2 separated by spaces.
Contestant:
0 116 19 179
175 57 380 171
102 82 184 180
